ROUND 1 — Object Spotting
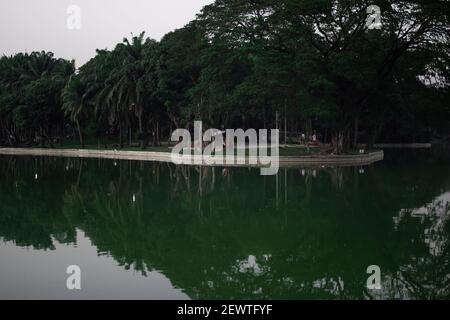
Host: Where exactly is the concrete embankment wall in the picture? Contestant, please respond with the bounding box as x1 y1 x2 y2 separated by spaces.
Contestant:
278 151 384 167
0 148 384 168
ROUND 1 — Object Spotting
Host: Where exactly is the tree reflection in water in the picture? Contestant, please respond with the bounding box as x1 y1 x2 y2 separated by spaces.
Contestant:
0 151 449 299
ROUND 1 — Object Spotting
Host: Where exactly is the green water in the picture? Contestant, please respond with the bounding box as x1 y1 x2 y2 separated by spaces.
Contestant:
0 149 449 299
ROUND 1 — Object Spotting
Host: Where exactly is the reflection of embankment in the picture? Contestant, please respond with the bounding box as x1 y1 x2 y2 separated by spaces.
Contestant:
0 156 449 299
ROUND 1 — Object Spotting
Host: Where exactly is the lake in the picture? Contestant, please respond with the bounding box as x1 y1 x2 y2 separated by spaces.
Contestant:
0 148 449 299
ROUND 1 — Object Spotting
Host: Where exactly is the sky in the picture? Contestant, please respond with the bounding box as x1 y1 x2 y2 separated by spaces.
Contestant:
0 0 214 67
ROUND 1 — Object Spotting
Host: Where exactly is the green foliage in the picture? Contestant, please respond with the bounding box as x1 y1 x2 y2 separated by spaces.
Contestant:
0 51 74 146
0 0 449 150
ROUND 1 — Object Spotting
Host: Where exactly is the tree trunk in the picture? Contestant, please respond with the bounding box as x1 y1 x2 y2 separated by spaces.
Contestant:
368 129 378 150
119 121 124 148
331 130 345 154
138 115 144 149
129 126 132 146
40 127 45 148
156 121 160 146
76 120 84 148
60 122 65 147
352 117 359 149
368 120 384 149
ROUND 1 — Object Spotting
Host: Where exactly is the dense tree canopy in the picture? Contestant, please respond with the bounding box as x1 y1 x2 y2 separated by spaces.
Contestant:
1 0 449 152
0 52 74 146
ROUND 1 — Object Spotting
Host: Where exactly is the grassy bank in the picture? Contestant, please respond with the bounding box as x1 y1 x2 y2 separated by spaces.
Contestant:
3 139 377 157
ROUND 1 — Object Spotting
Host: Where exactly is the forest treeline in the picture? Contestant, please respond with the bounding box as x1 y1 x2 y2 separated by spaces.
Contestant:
0 0 449 153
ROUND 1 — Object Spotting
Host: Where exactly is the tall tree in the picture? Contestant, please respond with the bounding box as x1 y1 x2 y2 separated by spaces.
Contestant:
62 76 92 147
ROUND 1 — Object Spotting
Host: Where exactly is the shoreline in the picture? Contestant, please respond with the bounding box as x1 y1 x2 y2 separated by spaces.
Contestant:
0 147 384 168
361 143 432 149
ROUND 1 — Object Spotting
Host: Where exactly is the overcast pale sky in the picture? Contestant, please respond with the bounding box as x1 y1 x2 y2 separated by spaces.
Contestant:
0 0 214 66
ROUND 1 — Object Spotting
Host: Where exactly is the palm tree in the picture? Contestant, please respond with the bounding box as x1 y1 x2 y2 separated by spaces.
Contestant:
114 32 150 149
21 51 57 82
62 76 91 147
94 62 130 148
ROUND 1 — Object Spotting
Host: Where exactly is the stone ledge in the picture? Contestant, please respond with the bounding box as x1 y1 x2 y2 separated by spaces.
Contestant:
0 148 384 168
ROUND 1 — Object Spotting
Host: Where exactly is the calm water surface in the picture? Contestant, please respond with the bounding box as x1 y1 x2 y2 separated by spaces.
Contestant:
0 149 449 299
